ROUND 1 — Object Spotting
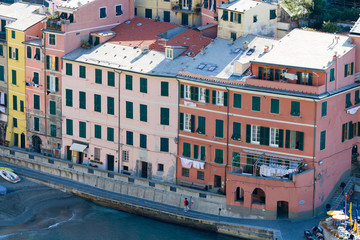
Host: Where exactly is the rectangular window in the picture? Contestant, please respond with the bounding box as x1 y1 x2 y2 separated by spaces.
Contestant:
182 168 189 177
183 142 191 157
108 71 115 87
251 125 260 144
95 69 102 84
183 113 192 132
126 131 133 145
50 124 56 137
215 119 223 138
46 56 59 71
126 101 133 119
182 85 191 100
125 75 132 90
233 93 241 108
215 149 223 164
0 65 4 81
46 75 59 92
13 95 17 110
94 148 101 161
49 100 56 115
193 145 206 160
330 68 335 82
214 90 225 106
66 89 73 107
107 97 114 115
232 122 241 140
291 101 300 116
34 48 41 61
321 101 327 117
20 100 24 112
27 46 32 59
197 116 206 134
49 34 56 45
164 11 170 22
160 108 169 125
11 30 15 39
286 130 304 150
13 117 17 128
94 94 101 112
79 121 86 138
252 96 260 111
158 164 164 172
160 138 169 152
197 171 204 180
100 7 107 18
269 128 279 147
221 10 228 21
355 90 360 105
33 94 40 110
345 62 354 77
79 66 86 78
95 125 101 139
140 104 147 122
12 70 16 85
140 77 147 93
34 117 39 131
342 121 356 142
232 152 240 167
145 8 152 18
198 88 207 103
270 99 279 114
346 93 352 108
161 81 169 96
66 63 72 76
253 15 257 23
140 134 147 148
66 119 73 135
122 150 129 162
79 91 86 109
269 9 276 19
107 127 114 141
32 72 39 84
115 5 123 16
0 45 3 56
320 130 326 150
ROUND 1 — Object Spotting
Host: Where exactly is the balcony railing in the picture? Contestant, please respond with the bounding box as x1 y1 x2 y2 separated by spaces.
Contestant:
171 3 200 14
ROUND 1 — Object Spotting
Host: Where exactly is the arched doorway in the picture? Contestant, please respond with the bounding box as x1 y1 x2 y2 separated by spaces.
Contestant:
32 135 42 153
277 201 289 219
235 187 244 202
251 188 266 205
20 133 25 149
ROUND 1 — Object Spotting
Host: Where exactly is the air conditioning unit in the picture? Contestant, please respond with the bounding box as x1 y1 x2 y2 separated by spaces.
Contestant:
141 46 149 53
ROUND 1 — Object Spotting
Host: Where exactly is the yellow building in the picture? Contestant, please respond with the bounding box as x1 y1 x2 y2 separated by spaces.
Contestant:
0 3 45 147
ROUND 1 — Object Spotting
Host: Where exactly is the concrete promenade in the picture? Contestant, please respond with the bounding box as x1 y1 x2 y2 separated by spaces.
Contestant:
0 158 324 240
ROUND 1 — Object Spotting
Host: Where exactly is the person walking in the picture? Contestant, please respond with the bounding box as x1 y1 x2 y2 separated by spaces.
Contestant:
184 198 189 212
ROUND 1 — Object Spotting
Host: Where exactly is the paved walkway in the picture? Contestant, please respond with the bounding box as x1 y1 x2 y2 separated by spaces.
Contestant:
0 160 324 240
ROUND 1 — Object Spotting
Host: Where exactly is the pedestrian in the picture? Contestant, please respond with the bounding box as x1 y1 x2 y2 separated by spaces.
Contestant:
184 198 189 212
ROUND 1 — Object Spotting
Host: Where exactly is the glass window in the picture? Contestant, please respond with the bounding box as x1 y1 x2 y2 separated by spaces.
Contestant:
251 125 260 144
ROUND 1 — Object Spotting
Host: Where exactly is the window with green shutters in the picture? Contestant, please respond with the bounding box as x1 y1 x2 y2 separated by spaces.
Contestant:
66 119 73 135
221 10 228 21
107 97 114 115
108 71 115 87
66 63 72 76
0 45 3 56
50 100 56 115
0 65 4 81
232 122 241 140
285 130 304 150
12 70 16 85
33 94 40 110
11 30 15 39
94 125 101 139
140 104 147 122
330 68 335 82
79 66 86 78
346 93 352 108
197 116 206 134
193 145 206 160
66 89 73 107
13 117 17 128
321 101 327 117
233 93 241 108
215 149 223 164
160 108 169 125
290 101 300 116
125 75 132 90
33 72 39 84
232 152 240 167
270 99 279 114
79 91 86 109
79 121 86 138
140 77 147 93
107 127 114 141
160 138 169 152
34 117 39 131
50 124 56 137
355 90 360 105
94 94 101 112
320 130 326 150
161 81 169 96
183 142 191 157
13 95 17 110
49 34 56 45
126 131 133 145
140 134 146 148
215 119 223 138
252 96 260 111
126 101 133 119
345 62 354 77
95 69 102 84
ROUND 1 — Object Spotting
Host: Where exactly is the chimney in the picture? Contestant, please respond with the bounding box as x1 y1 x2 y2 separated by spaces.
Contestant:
333 51 337 61
264 45 269 53
200 47 205 55
244 41 248 49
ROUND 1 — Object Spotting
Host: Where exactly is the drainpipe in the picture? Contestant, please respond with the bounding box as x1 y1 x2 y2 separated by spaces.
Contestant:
43 32 48 145
224 87 230 194
114 70 122 173
175 77 180 184
312 99 317 217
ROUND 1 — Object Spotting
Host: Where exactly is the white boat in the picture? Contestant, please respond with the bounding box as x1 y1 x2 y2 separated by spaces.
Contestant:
0 167 14 172
0 170 20 183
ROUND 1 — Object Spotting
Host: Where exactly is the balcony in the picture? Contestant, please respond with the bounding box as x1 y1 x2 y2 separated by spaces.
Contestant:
171 2 201 14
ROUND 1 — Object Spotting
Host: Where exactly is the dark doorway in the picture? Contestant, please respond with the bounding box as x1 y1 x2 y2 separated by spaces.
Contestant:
214 175 221 188
141 161 148 178
20 133 25 149
78 152 83 164
107 154 114 171
164 11 170 22
13 133 18 147
181 13 188 26
32 135 42 153
66 146 72 161
277 201 289 219
145 8 152 19
235 187 244 202
352 145 358 162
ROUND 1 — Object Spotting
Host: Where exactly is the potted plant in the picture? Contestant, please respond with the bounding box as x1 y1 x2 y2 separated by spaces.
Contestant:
81 40 91 49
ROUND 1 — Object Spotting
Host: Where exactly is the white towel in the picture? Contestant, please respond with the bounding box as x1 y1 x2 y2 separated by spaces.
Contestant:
0 92 4 105
193 161 205 170
180 157 193 169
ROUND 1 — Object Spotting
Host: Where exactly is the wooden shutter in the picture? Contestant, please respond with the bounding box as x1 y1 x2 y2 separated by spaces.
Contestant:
278 129 284 148
46 55 50 69
55 77 59 92
180 84 184 98
15 48 18 60
246 124 251 143
351 62 354 75
161 82 168 96
95 69 102 84
47 76 50 90
193 144 199 159
194 87 199 101
258 67 263 79
55 57 59 71
285 130 290 148
349 121 354 139
212 90 216 104
8 47 11 59
190 114 195 132
238 13 241 23
345 64 348 77
190 86 195 100
308 73 312 85
342 124 345 142
216 119 223 138
298 131 304 151
180 113 184 130
296 72 301 84
0 65 4 81
205 89 209 103
224 92 228 106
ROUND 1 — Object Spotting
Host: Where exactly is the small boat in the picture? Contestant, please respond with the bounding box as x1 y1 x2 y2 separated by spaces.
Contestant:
0 170 20 183
0 167 14 172
0 185 6 195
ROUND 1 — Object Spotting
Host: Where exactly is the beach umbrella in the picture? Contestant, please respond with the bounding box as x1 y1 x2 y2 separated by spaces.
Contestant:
327 210 344 216
350 202 353 226
332 214 349 221
353 219 358 232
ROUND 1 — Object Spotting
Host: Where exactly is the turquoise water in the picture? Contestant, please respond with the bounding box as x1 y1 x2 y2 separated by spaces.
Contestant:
0 198 240 240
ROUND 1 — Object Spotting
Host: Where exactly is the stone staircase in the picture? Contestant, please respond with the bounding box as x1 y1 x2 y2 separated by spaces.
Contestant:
330 177 354 210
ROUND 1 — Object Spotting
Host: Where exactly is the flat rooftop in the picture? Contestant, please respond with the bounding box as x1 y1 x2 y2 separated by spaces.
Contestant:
218 0 265 12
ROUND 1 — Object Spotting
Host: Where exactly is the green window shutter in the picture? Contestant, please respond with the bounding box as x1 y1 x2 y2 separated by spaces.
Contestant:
160 138 169 152
79 121 86 138
298 131 304 151
246 124 251 143
215 119 223 138
8 46 12 59
355 90 360 104
11 30 15 38
108 71 115 87
351 62 354 75
232 152 240 167
34 117 39 131
191 114 195 133
33 95 39 110
55 57 59 71
222 10 228 21
140 134 147 148
66 63 72 75
285 130 290 148
95 69 102 84
107 127 114 141
349 121 354 139
258 67 263 79
291 101 300 116
296 72 301 84
107 97 114 115
204 0 208 8
346 93 352 108
233 93 241 108
193 144 199 159
342 124 345 142
180 84 184 98
330 68 335 82
179 113 184 130
270 99 279 114
320 131 326 150
345 64 348 77
321 101 327 117
190 86 195 100
66 119 74 136
194 87 199 101
126 101 133 119
50 101 56 115
278 129 284 148
252 96 260 111
215 149 223 164
0 45 3 56
160 108 169 125
12 70 16 85
79 91 86 109
270 9 276 19
161 81 169 96
205 89 210 103
55 77 59 92
308 73 312 85
79 66 86 78
200 146 206 160
15 48 18 60
212 90 216 104
197 116 206 134
238 13 241 23
20 100 24 112
13 95 17 110
230 11 233 22
46 76 50 90
224 92 228 106
275 69 280 80
232 122 241 140
269 68 274 80
183 142 191 157
66 89 73 107
140 104 147 122
140 78 147 93
260 126 269 146
95 125 101 139
0 65 4 81
126 75 133 90
50 125 56 137
13 117 17 127
94 94 101 112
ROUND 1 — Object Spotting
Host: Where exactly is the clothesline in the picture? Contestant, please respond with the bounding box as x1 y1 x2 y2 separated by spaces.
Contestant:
180 157 205 170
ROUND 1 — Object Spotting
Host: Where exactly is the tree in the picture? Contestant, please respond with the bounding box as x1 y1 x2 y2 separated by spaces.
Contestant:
322 21 341 33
